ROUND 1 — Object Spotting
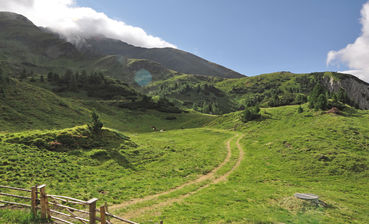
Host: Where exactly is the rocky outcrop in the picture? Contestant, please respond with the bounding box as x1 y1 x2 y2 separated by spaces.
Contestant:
321 74 369 109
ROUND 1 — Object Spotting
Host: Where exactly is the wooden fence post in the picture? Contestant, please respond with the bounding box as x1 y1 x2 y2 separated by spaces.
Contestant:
104 202 110 222
31 186 37 216
160 221 163 224
88 198 98 224
38 184 49 220
100 205 106 224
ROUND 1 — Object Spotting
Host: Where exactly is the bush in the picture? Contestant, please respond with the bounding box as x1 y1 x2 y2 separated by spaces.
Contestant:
88 111 103 135
241 106 261 123
297 105 303 113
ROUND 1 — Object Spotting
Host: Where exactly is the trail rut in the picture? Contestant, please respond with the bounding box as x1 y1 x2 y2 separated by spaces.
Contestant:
112 134 245 220
111 133 239 211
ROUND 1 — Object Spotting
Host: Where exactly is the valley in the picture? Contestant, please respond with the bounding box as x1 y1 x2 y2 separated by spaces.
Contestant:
0 9 368 224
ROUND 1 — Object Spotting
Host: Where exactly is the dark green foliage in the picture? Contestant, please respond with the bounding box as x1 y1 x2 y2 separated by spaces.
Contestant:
268 93 280 107
48 70 139 100
241 106 261 122
145 75 235 114
0 67 9 84
308 84 328 110
20 68 27 80
295 93 307 104
117 96 181 113
316 94 328 110
297 105 303 113
333 88 350 105
88 111 103 135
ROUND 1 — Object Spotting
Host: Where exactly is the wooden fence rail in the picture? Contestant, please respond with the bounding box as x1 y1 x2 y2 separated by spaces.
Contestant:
0 184 151 224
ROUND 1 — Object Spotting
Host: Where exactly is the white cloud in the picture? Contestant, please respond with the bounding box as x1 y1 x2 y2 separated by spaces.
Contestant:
327 1 369 82
0 0 176 48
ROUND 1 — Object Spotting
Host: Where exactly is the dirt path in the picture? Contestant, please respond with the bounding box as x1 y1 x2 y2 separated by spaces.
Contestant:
115 134 245 220
110 133 239 211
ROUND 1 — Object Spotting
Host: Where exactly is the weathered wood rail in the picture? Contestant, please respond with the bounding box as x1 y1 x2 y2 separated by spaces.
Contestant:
0 184 154 224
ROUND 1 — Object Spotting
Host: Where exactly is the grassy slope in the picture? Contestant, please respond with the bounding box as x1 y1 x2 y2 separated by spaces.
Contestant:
0 127 231 205
0 79 90 132
0 78 215 133
1 77 369 223
151 105 369 223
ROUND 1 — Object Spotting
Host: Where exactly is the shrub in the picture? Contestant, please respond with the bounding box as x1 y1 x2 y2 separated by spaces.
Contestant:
88 111 103 135
241 106 261 123
297 105 303 113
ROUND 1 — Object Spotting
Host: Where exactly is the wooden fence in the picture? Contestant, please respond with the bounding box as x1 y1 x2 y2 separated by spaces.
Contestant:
0 184 146 224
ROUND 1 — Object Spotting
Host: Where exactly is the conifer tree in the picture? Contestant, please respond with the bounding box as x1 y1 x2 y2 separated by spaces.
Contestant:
88 110 103 135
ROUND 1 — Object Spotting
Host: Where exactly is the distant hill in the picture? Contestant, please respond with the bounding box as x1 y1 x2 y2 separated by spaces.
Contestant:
145 71 369 114
79 37 244 78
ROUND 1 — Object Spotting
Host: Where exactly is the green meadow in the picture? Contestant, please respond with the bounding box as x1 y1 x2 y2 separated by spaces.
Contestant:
1 103 368 223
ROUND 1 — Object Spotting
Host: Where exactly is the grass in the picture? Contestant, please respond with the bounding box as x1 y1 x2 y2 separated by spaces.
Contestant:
0 127 232 206
1 75 369 223
132 105 369 223
0 79 90 132
0 78 216 133
0 209 43 224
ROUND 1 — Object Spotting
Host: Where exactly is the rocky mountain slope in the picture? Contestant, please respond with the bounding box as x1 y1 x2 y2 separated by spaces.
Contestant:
321 72 369 109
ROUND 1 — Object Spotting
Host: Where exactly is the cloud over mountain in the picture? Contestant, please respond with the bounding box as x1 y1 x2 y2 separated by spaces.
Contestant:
0 0 176 48
327 1 369 82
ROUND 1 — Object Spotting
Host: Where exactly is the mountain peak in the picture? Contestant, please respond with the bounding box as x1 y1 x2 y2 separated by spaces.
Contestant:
0 11 34 26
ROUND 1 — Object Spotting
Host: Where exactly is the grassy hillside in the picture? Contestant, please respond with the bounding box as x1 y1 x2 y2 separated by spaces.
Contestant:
137 105 369 223
0 126 232 204
0 79 89 131
145 71 369 115
1 84 368 224
143 74 236 114
0 75 210 132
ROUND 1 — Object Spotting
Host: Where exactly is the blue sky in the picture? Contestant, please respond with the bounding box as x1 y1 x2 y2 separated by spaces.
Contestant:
77 0 366 76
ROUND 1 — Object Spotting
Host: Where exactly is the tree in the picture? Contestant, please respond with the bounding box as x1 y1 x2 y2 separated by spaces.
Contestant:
334 88 349 104
241 106 261 123
47 72 53 82
202 101 211 114
315 94 328 110
88 110 103 135
308 83 327 110
268 94 280 107
295 93 307 104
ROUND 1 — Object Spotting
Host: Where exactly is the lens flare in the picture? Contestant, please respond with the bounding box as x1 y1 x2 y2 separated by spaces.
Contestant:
134 69 152 86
